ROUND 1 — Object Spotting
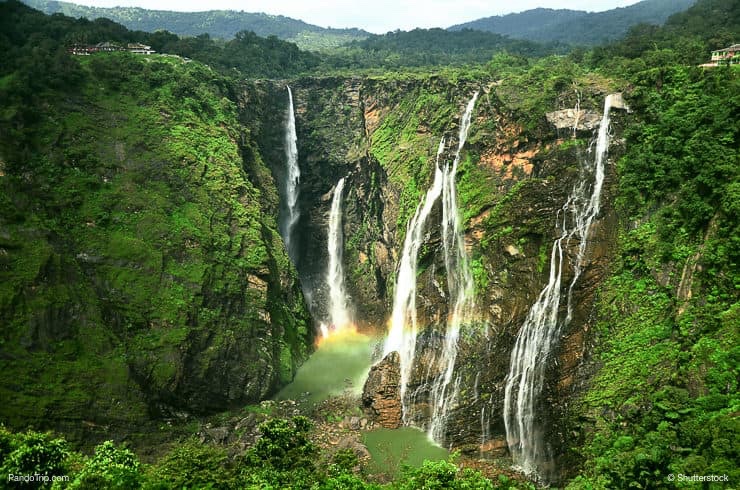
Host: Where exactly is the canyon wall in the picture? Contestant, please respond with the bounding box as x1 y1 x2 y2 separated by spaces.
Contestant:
245 73 629 482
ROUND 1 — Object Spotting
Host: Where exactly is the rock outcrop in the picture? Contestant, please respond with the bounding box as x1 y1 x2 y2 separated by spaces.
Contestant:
362 352 402 429
546 108 601 130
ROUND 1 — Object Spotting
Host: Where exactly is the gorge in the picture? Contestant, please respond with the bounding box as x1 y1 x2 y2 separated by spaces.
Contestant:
261 78 630 484
0 1 737 487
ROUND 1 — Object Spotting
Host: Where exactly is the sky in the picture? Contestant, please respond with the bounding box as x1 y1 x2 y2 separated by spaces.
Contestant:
70 0 645 34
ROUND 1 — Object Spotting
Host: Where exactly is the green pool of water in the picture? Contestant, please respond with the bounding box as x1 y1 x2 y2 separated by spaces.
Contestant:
275 331 378 405
362 427 449 478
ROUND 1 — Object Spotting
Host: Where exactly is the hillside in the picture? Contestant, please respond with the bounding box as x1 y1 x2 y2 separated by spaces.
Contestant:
0 0 738 488
0 0 312 445
449 0 696 45
21 0 370 50
335 28 558 69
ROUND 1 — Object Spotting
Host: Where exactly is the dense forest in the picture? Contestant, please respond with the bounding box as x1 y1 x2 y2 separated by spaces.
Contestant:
0 0 738 488
21 0 370 49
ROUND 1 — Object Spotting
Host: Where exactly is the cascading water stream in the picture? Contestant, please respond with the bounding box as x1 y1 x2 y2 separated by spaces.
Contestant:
384 138 447 418
503 96 615 478
566 94 613 323
324 177 351 337
383 92 478 440
280 86 301 263
428 92 479 442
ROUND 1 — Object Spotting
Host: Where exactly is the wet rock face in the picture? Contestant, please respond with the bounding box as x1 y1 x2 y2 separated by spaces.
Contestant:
251 77 628 482
362 352 402 429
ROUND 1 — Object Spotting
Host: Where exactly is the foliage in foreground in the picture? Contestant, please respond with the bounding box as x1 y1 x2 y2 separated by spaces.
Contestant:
0 421 536 489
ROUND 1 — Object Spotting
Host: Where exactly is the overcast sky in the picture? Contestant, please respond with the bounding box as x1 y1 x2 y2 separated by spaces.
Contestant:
70 1 644 33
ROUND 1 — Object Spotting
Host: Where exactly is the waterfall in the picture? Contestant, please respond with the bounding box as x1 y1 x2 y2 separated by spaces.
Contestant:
503 96 614 478
281 86 300 262
428 92 478 442
325 177 351 336
383 92 479 438
384 138 447 417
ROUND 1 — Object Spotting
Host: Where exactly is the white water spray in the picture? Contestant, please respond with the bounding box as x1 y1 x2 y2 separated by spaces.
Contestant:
384 138 447 417
281 86 300 261
503 96 615 478
428 92 479 442
382 92 479 439
326 177 351 334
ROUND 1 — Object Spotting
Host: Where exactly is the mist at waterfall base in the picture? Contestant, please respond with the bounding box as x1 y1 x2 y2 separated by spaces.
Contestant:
503 95 617 481
275 329 376 406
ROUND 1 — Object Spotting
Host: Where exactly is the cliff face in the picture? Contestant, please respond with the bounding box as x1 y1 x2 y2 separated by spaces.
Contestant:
0 56 627 477
245 73 628 481
0 55 312 443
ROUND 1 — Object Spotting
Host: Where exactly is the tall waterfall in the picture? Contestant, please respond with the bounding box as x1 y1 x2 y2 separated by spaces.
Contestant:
383 92 479 438
384 138 447 415
503 95 615 478
281 86 300 262
325 177 351 335
428 92 479 442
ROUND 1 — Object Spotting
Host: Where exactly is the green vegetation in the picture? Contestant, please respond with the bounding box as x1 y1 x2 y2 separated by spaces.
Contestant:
0 423 533 489
23 0 370 50
587 0 739 67
562 2 739 486
0 0 738 489
0 1 311 438
338 29 557 69
0 1 322 79
449 0 696 46
565 66 739 486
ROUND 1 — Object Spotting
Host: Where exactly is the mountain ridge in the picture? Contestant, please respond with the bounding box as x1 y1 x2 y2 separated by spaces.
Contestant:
449 0 697 45
20 0 371 50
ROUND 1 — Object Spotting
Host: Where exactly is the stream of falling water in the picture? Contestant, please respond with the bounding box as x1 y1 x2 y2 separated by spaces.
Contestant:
324 177 351 337
428 92 479 442
281 86 301 262
503 95 615 479
383 93 478 442
384 138 446 418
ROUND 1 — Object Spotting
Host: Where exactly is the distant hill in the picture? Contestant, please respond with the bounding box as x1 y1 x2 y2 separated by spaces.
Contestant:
340 28 559 68
448 0 697 45
20 0 370 50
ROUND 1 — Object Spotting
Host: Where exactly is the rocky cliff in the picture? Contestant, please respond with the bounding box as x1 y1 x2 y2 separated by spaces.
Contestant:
244 71 629 483
0 55 312 446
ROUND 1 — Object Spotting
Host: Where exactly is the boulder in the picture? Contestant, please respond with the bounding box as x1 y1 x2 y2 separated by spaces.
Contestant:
362 351 402 429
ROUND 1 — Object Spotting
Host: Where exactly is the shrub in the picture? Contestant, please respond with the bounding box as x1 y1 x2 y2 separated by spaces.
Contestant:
68 440 142 489
0 427 70 489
